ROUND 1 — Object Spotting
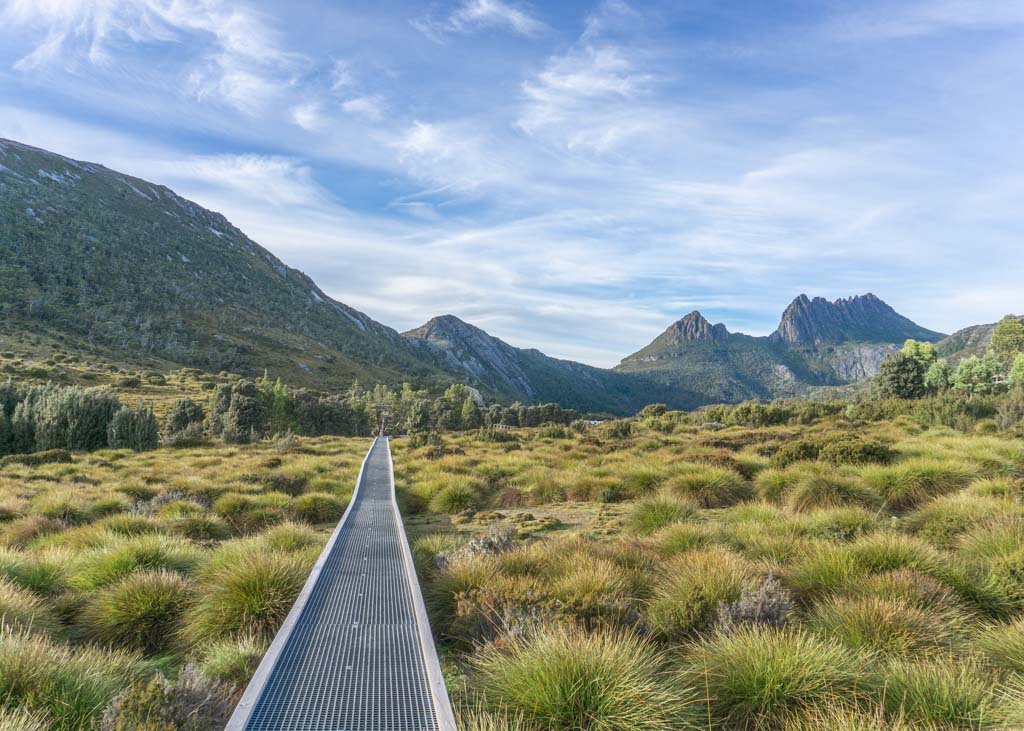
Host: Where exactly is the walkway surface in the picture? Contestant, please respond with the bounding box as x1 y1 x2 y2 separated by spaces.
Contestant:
226 437 456 731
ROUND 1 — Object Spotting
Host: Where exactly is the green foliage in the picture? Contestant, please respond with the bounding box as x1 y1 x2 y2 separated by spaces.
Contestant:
0 577 62 638
429 483 480 514
989 314 1024 366
199 636 267 688
901 339 938 367
646 549 752 639
818 438 896 465
684 627 868 729
875 659 1013 728
107 406 159 452
1010 353 1024 390
665 465 751 508
924 359 953 393
182 549 310 646
627 496 698 535
164 399 205 437
9 384 121 453
0 628 141 731
471 625 684 731
81 570 194 655
953 354 1003 396
875 352 926 399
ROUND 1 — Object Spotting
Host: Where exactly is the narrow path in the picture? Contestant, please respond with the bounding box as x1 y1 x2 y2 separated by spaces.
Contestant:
226 437 456 731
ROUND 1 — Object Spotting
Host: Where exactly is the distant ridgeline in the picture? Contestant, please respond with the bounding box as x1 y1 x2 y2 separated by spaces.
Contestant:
0 138 1014 414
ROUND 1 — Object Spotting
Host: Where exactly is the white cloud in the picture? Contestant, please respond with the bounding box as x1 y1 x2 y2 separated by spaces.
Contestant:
291 102 323 130
830 0 1024 41
2 0 309 114
342 95 385 120
413 0 544 41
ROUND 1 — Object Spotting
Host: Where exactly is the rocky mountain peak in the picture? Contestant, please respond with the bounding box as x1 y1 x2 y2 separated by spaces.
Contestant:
669 311 730 342
770 293 943 345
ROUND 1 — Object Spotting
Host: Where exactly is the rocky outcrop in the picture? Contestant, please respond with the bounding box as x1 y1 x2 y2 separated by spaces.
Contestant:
770 294 944 345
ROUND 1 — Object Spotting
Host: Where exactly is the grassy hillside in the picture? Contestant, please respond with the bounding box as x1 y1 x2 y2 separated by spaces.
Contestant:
0 139 447 392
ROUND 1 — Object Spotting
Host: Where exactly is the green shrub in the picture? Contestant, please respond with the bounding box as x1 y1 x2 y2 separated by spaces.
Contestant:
783 467 881 513
99 664 233 731
182 549 310 646
0 448 72 467
429 483 479 514
684 627 869 729
818 438 897 465
807 594 968 657
769 439 820 468
81 570 195 654
665 465 751 508
860 459 975 510
106 406 159 451
646 549 752 640
0 577 62 638
200 636 267 688
70 535 200 592
627 496 698 535
289 492 345 524
164 515 233 541
0 628 141 731
875 659 1012 727
258 522 323 552
471 625 684 731
14 385 122 452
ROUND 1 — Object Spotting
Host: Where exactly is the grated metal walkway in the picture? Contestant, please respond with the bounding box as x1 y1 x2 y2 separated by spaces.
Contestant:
226 437 456 731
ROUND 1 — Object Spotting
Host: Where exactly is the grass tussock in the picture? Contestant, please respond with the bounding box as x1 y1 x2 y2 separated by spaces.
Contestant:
471 625 685 731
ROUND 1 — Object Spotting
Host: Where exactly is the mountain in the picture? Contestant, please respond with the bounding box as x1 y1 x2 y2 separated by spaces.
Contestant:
402 315 669 414
936 323 997 364
615 294 946 407
0 138 448 390
770 294 944 345
0 138 966 413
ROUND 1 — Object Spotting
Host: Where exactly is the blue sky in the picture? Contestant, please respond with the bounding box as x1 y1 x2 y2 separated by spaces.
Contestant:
1 0 1022 367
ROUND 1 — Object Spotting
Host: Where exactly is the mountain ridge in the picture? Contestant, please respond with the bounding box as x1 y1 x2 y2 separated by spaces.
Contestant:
0 137 974 413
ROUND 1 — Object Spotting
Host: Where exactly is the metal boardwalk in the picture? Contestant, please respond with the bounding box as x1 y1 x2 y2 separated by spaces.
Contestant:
226 437 456 731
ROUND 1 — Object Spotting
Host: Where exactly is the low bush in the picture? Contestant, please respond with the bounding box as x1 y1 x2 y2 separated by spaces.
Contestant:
70 535 200 592
875 658 1013 728
807 594 968 657
99 664 233 731
683 627 869 729
200 636 267 688
0 577 62 638
471 625 684 731
627 496 698 535
182 549 310 646
0 628 141 731
818 438 897 465
665 465 751 508
646 549 752 640
81 570 195 655
289 492 345 524
860 458 975 510
106 406 159 452
429 483 479 514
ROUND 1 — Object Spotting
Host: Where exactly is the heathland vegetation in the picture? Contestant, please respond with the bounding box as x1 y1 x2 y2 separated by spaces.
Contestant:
0 310 1022 728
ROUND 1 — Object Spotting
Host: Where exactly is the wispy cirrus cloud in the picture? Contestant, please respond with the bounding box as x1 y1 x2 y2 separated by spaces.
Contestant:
412 0 544 42
2 0 309 115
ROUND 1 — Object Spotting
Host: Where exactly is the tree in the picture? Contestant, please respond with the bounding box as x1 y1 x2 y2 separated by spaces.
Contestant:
923 360 953 393
875 352 926 399
989 314 1024 366
165 398 205 435
460 394 482 430
901 339 938 367
952 354 1002 396
1010 353 1024 391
